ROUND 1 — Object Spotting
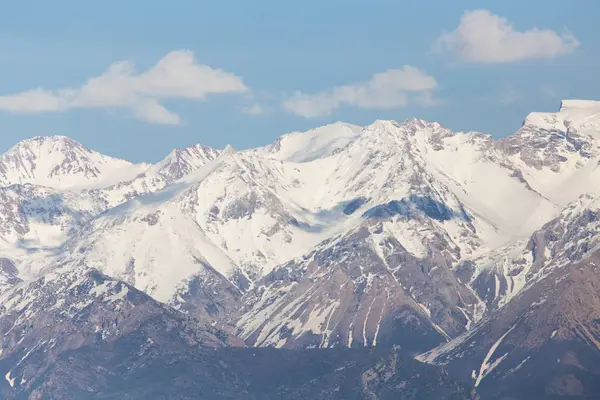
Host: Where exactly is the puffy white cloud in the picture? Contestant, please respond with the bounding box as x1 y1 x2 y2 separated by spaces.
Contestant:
436 10 579 63
0 89 62 112
0 50 248 124
133 98 183 125
283 66 438 118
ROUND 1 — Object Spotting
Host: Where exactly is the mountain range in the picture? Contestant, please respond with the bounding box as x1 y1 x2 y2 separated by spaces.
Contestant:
1 99 600 399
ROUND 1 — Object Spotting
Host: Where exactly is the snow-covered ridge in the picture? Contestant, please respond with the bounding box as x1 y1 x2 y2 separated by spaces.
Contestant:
153 142 221 181
523 99 600 134
0 135 149 190
560 99 600 111
264 121 362 162
0 100 600 355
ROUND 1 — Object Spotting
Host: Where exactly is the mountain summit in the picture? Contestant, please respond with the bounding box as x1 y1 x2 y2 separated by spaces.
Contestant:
0 135 148 189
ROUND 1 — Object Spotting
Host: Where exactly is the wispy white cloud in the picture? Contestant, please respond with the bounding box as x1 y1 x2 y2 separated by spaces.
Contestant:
436 10 579 63
241 104 265 115
0 50 248 124
283 66 438 118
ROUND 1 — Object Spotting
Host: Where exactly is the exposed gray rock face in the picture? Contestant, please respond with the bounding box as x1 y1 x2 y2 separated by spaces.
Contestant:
0 259 21 297
236 215 482 352
498 125 585 172
498 111 596 172
420 255 600 399
0 266 473 400
419 195 600 399
169 266 245 323
0 184 102 240
0 266 239 399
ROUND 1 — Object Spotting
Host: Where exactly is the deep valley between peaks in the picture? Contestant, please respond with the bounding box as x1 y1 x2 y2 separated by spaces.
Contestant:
1 100 600 398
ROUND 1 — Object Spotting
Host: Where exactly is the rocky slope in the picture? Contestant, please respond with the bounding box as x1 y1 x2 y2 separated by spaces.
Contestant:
0 265 239 399
418 193 600 398
0 264 472 399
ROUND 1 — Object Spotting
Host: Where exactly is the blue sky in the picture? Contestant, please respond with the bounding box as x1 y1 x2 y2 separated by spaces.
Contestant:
0 0 599 162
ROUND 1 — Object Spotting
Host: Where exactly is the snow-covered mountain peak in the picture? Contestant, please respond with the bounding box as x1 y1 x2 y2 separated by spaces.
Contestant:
496 99 600 198
0 135 148 190
357 120 413 145
559 99 600 112
365 119 401 132
223 144 237 155
265 121 362 163
153 142 220 182
523 99 600 136
6 135 91 159
363 118 452 140
403 117 443 130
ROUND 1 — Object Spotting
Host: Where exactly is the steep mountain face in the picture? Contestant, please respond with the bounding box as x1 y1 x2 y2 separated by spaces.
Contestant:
234 117 562 351
175 147 328 279
0 259 21 297
236 217 483 352
498 100 600 206
87 142 221 208
0 261 471 400
0 185 99 242
418 194 600 398
0 265 239 399
0 140 224 290
0 184 104 279
155 143 221 181
51 147 329 323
